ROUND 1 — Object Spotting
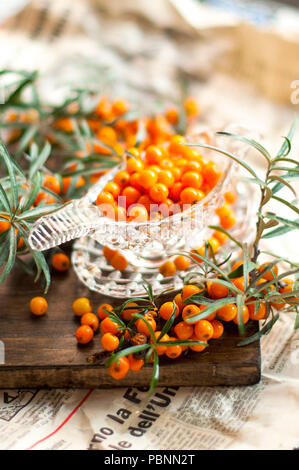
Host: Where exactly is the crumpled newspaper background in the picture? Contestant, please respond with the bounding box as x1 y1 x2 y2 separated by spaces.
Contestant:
0 0 298 450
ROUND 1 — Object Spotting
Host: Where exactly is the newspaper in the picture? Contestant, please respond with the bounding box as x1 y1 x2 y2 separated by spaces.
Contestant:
0 0 299 450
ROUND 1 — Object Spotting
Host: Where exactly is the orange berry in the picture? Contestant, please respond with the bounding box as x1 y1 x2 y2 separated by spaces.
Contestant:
72 297 92 316
213 230 228 245
139 169 158 189
211 320 224 339
171 166 182 182
114 205 126 221
128 354 144 371
194 320 214 341
97 303 113 320
159 261 176 277
208 281 228 300
182 284 201 301
43 174 61 194
126 157 143 174
231 261 243 272
168 135 186 155
174 321 193 340
233 305 249 325
169 181 183 201
160 158 173 170
166 107 179 124
207 237 220 254
180 187 204 205
101 332 119 351
81 312 99 332
122 186 141 205
121 302 139 322
51 253 70 272
127 204 148 222
166 340 182 359
184 160 202 172
0 214 11 233
137 194 152 212
149 183 169 203
174 255 191 271
153 331 170 355
104 182 121 199
96 191 115 207
145 145 163 165
232 277 245 292
157 170 175 188
109 356 130 380
220 212 236 230
110 252 128 271
103 246 117 261
30 296 48 316
136 314 156 337
224 189 237 204
189 335 207 352
114 170 130 187
76 325 94 344
217 304 237 322
202 161 222 187
258 262 279 281
181 171 203 189
100 317 120 335
112 98 129 116
159 302 179 321
248 302 266 321
184 97 199 117
182 304 200 322
271 279 294 309
174 293 183 312
97 126 117 145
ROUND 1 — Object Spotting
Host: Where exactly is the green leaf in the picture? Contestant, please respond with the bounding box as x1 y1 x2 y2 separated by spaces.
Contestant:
132 313 157 343
216 132 272 164
0 228 16 285
0 141 18 209
16 124 38 155
157 302 178 341
236 294 245 336
238 314 279 346
0 183 12 214
21 171 42 211
264 213 299 231
149 351 159 395
185 297 235 324
294 313 299 330
29 141 52 179
262 221 298 239
271 195 299 215
228 261 256 279
269 175 297 197
185 141 258 178
276 117 297 158
105 344 150 368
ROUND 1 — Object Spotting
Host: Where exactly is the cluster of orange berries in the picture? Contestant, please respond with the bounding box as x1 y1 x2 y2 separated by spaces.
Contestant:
95 136 224 223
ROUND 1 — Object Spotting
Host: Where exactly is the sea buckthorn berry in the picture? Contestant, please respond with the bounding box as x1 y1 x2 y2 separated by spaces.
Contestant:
248 302 266 321
101 332 119 351
79 311 99 331
0 214 11 233
153 331 170 355
51 253 70 272
100 317 120 335
166 340 182 359
213 230 228 245
184 97 199 117
157 170 175 188
72 297 92 316
202 161 222 187
208 281 228 300
137 194 152 212
180 187 204 204
166 107 178 124
169 182 183 201
182 284 201 301
76 325 94 344
168 135 186 155
220 211 236 230
211 320 224 339
159 302 179 321
207 237 220 254
109 357 130 380
271 279 293 309
224 189 237 204
113 205 126 221
122 186 141 205
189 335 207 352
174 293 183 312
128 204 148 222
131 332 147 346
145 145 163 165
130 172 143 191
128 354 144 371
231 261 243 272
174 321 193 340
114 170 130 187
112 98 129 116
126 157 144 174
258 262 279 281
103 246 117 261
232 276 245 292
217 304 237 322
43 174 61 194
97 126 117 145
149 183 169 203
184 160 202 172
182 304 200 322
174 255 191 271
104 182 120 199
171 166 182 182
110 252 128 271
159 261 176 277
136 314 156 337
97 303 113 320
199 306 217 321
256 278 274 295
160 158 173 170
139 169 158 189
194 320 214 341
30 297 48 316
233 305 249 325
121 302 139 322
96 191 115 207
181 171 203 189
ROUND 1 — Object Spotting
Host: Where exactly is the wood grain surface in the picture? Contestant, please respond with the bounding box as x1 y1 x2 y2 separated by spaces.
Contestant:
0 261 261 389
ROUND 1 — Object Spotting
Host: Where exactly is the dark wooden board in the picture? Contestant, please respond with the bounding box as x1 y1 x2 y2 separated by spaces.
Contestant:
0 262 261 389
